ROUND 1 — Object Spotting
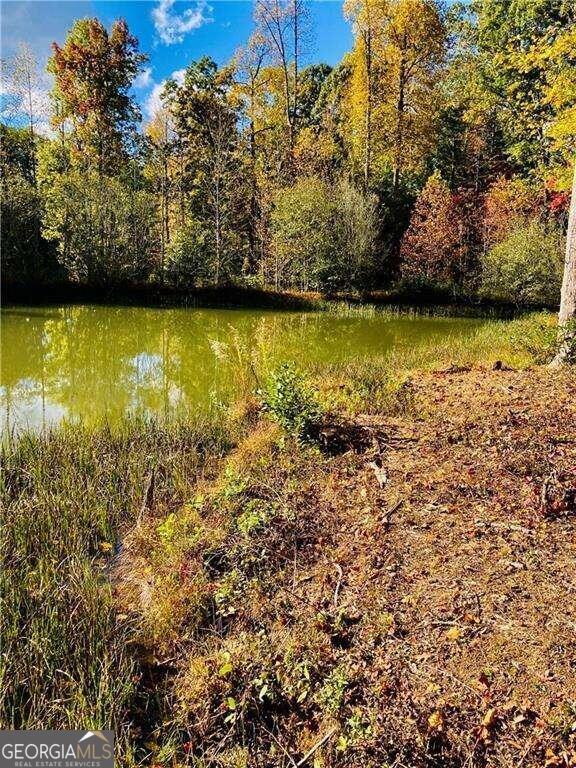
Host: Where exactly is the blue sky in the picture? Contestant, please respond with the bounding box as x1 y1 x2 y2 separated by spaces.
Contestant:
1 0 353 122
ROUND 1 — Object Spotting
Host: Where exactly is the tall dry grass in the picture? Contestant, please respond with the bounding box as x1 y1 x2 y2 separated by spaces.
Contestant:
0 416 233 759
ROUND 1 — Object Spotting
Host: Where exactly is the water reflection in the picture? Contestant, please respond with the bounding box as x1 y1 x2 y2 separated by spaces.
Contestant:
1 304 485 434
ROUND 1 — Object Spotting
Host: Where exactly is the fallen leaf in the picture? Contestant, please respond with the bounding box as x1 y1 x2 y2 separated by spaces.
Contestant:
482 708 498 728
445 626 463 641
428 710 444 732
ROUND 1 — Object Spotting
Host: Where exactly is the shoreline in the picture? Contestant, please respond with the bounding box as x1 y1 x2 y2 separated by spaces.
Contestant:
0 281 554 318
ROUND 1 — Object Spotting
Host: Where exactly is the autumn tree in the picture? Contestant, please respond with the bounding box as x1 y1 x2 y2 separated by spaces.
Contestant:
473 0 575 172
344 0 446 190
144 106 177 281
431 4 512 193
292 63 343 178
401 172 480 290
48 18 146 175
233 32 271 268
254 0 310 168
483 176 543 248
541 19 576 172
41 18 157 285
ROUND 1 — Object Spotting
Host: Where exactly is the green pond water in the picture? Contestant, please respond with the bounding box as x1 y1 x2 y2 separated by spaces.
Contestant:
1 304 488 434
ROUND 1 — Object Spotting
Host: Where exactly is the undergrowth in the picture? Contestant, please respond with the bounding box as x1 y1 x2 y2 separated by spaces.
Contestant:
112 366 576 767
0 415 235 761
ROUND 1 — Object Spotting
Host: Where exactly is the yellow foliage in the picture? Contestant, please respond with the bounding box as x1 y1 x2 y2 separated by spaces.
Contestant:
427 710 444 731
342 0 445 183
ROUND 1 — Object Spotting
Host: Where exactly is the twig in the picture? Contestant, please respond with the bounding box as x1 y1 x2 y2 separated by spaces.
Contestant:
295 727 338 766
383 500 403 528
278 584 320 611
333 563 343 607
261 727 298 768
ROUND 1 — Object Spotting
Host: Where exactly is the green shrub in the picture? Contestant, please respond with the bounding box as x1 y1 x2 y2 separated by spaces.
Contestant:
260 362 322 443
480 222 564 307
166 220 209 288
270 177 337 291
332 180 379 292
41 170 158 286
269 177 378 293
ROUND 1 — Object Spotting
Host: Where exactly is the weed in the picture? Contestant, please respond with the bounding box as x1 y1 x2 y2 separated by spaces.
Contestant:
0 415 232 758
236 499 271 536
316 665 349 715
260 362 323 443
508 313 558 364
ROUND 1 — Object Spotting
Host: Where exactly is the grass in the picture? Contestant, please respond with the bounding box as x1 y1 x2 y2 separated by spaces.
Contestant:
313 313 556 415
0 415 236 761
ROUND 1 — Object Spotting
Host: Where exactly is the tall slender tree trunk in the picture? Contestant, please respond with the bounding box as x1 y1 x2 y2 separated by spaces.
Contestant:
363 28 372 193
392 43 406 193
161 120 171 285
248 112 258 270
550 158 576 367
214 173 221 286
282 65 294 153
24 68 42 278
293 0 298 145
25 70 37 188
161 156 170 285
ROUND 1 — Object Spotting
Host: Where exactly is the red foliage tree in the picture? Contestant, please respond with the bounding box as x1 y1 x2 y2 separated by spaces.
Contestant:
49 18 146 175
400 172 482 289
483 176 543 248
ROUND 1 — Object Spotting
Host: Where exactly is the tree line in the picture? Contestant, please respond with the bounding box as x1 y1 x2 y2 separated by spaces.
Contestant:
1 0 575 307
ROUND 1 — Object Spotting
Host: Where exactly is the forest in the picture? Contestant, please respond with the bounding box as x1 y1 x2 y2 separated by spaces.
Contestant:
1 0 574 306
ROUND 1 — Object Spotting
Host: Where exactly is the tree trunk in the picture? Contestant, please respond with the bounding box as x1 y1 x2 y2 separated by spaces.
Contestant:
363 28 372 193
392 44 406 193
293 0 298 144
214 173 221 287
550 158 576 367
161 151 170 285
26 69 37 188
248 114 258 270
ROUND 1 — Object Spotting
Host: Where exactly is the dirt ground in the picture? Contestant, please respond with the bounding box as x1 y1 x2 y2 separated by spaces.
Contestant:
310 367 576 766
120 367 576 767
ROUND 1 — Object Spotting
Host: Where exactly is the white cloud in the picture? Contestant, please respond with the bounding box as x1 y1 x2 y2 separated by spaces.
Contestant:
152 0 212 45
145 82 167 117
134 66 153 90
144 68 187 118
172 69 186 86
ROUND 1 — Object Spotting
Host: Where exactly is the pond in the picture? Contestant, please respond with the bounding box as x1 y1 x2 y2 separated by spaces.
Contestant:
1 304 489 434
